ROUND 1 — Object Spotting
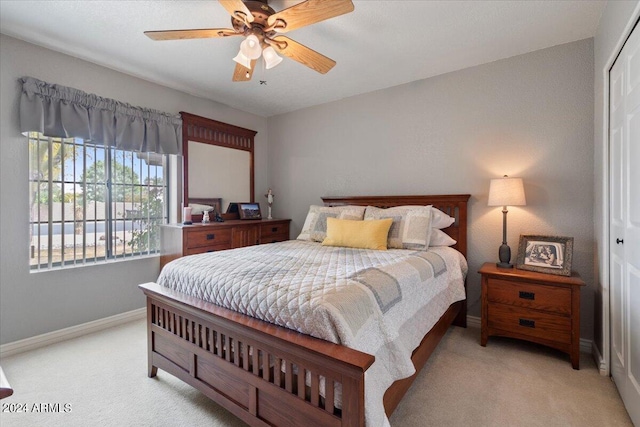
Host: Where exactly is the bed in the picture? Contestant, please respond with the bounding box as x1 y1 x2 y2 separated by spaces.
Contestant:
139 194 470 427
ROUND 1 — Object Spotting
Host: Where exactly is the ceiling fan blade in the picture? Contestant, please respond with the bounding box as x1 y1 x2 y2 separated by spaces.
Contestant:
232 60 257 82
145 28 240 40
219 0 254 24
271 36 335 74
267 0 354 33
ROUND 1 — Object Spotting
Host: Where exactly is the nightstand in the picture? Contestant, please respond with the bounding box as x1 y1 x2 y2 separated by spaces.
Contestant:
479 262 585 369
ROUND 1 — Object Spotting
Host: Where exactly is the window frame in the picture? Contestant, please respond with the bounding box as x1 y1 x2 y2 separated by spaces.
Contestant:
28 132 169 271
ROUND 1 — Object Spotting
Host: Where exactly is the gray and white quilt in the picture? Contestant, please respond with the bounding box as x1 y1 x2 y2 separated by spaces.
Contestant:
157 240 467 427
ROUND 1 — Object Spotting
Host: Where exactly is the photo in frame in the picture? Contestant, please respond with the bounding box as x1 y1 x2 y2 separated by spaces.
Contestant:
238 202 262 220
516 235 573 276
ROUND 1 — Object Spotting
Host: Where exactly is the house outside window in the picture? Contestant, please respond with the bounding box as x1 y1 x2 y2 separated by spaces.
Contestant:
28 132 168 270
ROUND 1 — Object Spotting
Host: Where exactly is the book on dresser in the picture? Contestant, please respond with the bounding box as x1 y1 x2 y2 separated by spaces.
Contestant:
160 218 291 270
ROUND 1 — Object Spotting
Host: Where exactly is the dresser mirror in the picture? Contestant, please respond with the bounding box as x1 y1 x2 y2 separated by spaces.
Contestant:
181 112 256 217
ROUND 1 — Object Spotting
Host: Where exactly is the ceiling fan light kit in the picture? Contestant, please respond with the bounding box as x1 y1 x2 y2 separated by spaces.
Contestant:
262 46 283 69
144 0 355 82
240 34 263 59
232 50 252 68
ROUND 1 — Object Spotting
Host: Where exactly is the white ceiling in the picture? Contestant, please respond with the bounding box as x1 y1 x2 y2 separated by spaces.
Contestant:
0 0 605 117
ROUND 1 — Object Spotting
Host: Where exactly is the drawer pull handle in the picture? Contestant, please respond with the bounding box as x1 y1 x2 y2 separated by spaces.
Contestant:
272 227 278 232
206 234 215 240
616 238 624 244
519 318 535 328
519 291 535 300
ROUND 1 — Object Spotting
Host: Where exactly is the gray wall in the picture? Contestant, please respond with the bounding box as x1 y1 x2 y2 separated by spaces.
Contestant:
593 1 640 361
268 39 596 340
0 35 268 344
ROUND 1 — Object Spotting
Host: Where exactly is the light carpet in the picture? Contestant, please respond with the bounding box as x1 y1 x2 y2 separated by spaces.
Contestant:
0 319 632 426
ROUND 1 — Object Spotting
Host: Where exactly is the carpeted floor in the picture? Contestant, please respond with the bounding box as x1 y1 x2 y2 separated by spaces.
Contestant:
0 319 632 426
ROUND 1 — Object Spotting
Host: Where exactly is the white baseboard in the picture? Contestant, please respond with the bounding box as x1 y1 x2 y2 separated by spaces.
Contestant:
467 315 481 328
466 315 593 354
0 307 146 358
592 340 608 376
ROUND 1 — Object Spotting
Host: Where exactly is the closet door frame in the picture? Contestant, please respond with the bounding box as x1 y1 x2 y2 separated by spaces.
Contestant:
601 4 640 377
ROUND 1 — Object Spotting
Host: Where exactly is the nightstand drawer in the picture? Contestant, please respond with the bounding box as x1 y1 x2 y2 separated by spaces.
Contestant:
186 229 231 248
487 278 571 315
488 304 571 344
260 223 289 238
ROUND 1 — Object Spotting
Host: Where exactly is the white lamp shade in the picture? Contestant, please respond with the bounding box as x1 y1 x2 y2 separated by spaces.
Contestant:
240 35 262 60
233 50 252 69
488 176 526 207
263 46 283 69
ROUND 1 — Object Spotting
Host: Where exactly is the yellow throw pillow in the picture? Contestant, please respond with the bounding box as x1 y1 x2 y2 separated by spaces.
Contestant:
322 217 393 250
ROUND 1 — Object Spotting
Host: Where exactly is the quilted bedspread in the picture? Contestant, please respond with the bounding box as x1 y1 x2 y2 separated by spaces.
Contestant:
157 240 467 427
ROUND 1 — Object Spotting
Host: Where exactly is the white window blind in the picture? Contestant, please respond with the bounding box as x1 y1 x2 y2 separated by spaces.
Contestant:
28 132 168 270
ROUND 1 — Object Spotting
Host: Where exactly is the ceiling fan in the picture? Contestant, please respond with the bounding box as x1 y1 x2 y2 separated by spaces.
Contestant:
144 0 354 82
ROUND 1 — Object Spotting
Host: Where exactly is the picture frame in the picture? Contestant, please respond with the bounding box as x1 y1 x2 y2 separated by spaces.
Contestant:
516 235 574 276
238 202 262 220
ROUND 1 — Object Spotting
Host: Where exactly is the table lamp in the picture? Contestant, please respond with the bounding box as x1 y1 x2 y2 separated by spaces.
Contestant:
488 175 526 268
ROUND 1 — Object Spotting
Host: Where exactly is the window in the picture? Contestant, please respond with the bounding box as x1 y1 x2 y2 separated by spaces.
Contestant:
28 132 168 270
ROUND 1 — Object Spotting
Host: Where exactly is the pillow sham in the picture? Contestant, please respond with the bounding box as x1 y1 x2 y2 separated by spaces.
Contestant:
364 205 432 250
431 207 455 229
322 217 393 250
297 205 367 242
429 228 457 247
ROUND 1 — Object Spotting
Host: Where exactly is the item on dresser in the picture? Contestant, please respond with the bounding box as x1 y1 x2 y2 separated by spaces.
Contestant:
479 262 585 369
265 188 274 220
238 202 262 220
182 206 192 225
142 194 470 427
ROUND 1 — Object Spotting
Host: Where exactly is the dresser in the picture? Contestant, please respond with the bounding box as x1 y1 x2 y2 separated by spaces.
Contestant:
160 219 291 270
479 262 585 369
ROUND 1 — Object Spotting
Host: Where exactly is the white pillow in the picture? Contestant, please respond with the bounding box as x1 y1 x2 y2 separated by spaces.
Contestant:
364 205 432 250
429 229 457 247
431 207 455 229
189 203 214 215
297 205 366 242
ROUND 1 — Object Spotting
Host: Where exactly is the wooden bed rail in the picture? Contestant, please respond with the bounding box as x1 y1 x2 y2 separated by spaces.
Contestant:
140 282 375 427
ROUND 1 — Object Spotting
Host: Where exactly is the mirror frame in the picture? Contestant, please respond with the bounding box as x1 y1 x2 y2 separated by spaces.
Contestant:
181 112 257 212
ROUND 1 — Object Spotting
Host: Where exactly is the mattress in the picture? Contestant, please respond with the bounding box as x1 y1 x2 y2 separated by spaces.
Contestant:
157 239 467 427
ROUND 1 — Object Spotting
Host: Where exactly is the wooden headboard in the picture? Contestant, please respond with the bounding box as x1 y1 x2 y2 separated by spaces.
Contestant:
322 194 471 257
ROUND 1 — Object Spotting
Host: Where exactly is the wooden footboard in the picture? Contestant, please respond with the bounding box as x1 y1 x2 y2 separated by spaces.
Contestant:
141 282 375 427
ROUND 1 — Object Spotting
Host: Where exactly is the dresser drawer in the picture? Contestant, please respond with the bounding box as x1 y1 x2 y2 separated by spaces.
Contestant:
260 223 289 239
262 232 289 244
186 228 231 249
488 303 571 344
185 244 229 255
487 278 571 315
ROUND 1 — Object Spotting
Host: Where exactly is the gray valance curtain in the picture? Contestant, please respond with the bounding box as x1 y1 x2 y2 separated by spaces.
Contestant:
19 77 182 155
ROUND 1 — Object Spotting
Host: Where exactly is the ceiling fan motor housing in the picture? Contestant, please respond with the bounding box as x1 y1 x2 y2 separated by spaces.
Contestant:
232 1 276 33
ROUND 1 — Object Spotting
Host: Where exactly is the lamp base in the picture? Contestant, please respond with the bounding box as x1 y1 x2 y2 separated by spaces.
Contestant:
496 262 514 269
497 243 513 269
